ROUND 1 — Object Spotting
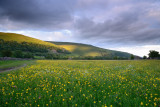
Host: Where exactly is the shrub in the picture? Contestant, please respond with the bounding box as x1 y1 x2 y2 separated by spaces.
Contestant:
1 50 12 57
24 53 34 58
14 50 23 58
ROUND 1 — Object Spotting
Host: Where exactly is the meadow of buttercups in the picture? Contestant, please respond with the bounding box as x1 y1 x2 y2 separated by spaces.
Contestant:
0 60 159 107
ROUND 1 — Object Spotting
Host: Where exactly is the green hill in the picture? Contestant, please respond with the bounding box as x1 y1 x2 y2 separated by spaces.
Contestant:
0 32 57 47
50 42 132 58
0 32 70 59
0 32 133 59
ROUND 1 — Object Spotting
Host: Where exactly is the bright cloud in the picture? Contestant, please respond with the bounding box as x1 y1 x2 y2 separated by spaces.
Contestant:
109 45 160 57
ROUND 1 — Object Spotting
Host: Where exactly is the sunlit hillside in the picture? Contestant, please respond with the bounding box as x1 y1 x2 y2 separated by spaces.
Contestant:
0 32 57 47
51 42 131 58
0 32 70 59
0 32 133 59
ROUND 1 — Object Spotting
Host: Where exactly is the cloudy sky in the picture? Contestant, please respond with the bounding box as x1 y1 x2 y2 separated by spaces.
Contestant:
0 0 160 57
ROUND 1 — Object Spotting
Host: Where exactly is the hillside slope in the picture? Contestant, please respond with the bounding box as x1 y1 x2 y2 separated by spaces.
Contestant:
0 32 57 47
0 32 70 59
0 32 133 59
50 42 131 58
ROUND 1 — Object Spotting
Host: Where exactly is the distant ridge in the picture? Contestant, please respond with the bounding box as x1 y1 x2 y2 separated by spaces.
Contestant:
50 41 132 58
0 32 134 59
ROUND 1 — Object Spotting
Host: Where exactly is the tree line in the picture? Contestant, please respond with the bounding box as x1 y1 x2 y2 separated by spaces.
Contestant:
0 39 71 59
0 39 70 54
143 50 160 59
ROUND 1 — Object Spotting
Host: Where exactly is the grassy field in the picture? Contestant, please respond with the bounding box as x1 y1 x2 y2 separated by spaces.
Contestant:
0 60 159 107
0 60 34 71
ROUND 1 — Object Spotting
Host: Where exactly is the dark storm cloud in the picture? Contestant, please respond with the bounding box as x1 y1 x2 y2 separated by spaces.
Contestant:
74 1 160 46
0 0 75 30
0 0 160 46
75 17 160 46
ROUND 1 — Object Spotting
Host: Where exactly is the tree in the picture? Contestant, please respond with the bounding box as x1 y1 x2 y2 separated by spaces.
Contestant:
113 56 118 60
148 50 160 59
1 50 12 57
143 55 147 59
130 54 134 60
24 53 34 58
14 50 23 58
45 54 60 59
